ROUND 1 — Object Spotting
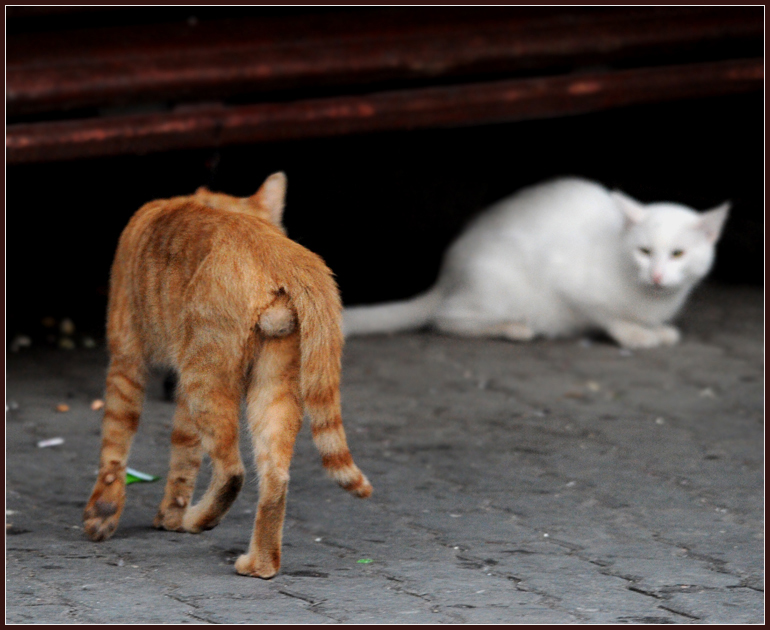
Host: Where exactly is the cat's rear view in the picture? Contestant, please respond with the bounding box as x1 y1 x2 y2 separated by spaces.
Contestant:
84 172 372 579
344 177 729 349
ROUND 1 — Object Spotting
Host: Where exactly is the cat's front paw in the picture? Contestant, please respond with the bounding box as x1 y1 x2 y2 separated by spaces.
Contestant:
153 496 189 532
234 552 280 579
83 470 126 541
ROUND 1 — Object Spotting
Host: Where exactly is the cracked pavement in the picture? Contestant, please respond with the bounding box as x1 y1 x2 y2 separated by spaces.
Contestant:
5 284 764 623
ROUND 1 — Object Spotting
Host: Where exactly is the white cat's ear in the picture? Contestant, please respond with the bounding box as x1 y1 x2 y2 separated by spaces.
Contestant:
611 190 646 226
699 202 730 243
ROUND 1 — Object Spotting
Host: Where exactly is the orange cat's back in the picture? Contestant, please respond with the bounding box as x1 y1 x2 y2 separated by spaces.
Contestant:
109 195 301 366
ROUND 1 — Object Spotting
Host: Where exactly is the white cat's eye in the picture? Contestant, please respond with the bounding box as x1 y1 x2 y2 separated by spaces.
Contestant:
638 247 652 256
671 249 684 258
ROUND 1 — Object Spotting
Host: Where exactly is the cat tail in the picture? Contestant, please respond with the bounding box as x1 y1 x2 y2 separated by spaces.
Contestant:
342 287 443 337
285 264 373 499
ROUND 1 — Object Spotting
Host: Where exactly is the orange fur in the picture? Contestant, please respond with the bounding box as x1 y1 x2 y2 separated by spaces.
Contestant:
83 172 371 578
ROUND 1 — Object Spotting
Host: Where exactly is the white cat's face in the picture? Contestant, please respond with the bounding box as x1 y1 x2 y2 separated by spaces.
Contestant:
612 192 730 290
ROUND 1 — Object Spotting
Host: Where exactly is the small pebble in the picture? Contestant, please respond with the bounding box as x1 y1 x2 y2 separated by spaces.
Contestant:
60 318 76 336
91 399 105 411
9 335 32 352
655 417 665 425
82 337 97 349
58 338 76 350
56 404 70 413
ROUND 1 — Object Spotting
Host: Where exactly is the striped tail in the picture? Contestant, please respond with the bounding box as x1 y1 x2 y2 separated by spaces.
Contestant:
287 262 373 498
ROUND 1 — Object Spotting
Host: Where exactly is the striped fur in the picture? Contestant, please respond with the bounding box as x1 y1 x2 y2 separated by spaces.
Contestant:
83 172 371 578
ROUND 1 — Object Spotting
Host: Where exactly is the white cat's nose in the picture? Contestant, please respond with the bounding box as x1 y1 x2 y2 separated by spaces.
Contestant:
652 271 664 285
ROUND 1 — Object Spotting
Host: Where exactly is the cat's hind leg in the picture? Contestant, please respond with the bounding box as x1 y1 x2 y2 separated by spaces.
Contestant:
499 321 537 342
435 314 536 342
177 359 246 534
606 321 681 349
153 390 203 531
235 333 303 579
653 324 681 346
84 354 147 541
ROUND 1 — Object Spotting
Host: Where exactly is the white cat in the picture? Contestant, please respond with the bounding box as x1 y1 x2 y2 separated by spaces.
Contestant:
344 177 729 349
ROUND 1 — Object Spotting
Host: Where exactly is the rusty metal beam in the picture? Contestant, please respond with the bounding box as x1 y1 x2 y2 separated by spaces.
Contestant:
6 59 762 164
7 7 763 116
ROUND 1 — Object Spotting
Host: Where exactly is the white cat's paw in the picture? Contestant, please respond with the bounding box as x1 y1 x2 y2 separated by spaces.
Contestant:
607 321 676 349
435 316 536 342
654 325 680 346
502 322 536 342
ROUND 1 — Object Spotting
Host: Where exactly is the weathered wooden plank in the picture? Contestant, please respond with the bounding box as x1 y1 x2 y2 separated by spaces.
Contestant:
7 59 762 164
6 7 762 116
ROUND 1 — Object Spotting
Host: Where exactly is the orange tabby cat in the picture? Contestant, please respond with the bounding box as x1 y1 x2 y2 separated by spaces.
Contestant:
83 172 372 578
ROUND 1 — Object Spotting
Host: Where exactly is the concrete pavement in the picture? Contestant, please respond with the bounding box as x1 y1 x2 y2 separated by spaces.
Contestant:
5 283 764 623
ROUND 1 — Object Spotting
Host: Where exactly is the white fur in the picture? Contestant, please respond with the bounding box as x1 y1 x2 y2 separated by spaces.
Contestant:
344 178 729 349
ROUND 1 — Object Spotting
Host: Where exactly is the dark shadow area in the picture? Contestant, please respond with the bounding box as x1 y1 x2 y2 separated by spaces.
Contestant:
6 91 763 340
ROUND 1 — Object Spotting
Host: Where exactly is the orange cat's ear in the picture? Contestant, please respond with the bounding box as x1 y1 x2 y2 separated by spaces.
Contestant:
252 172 287 226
